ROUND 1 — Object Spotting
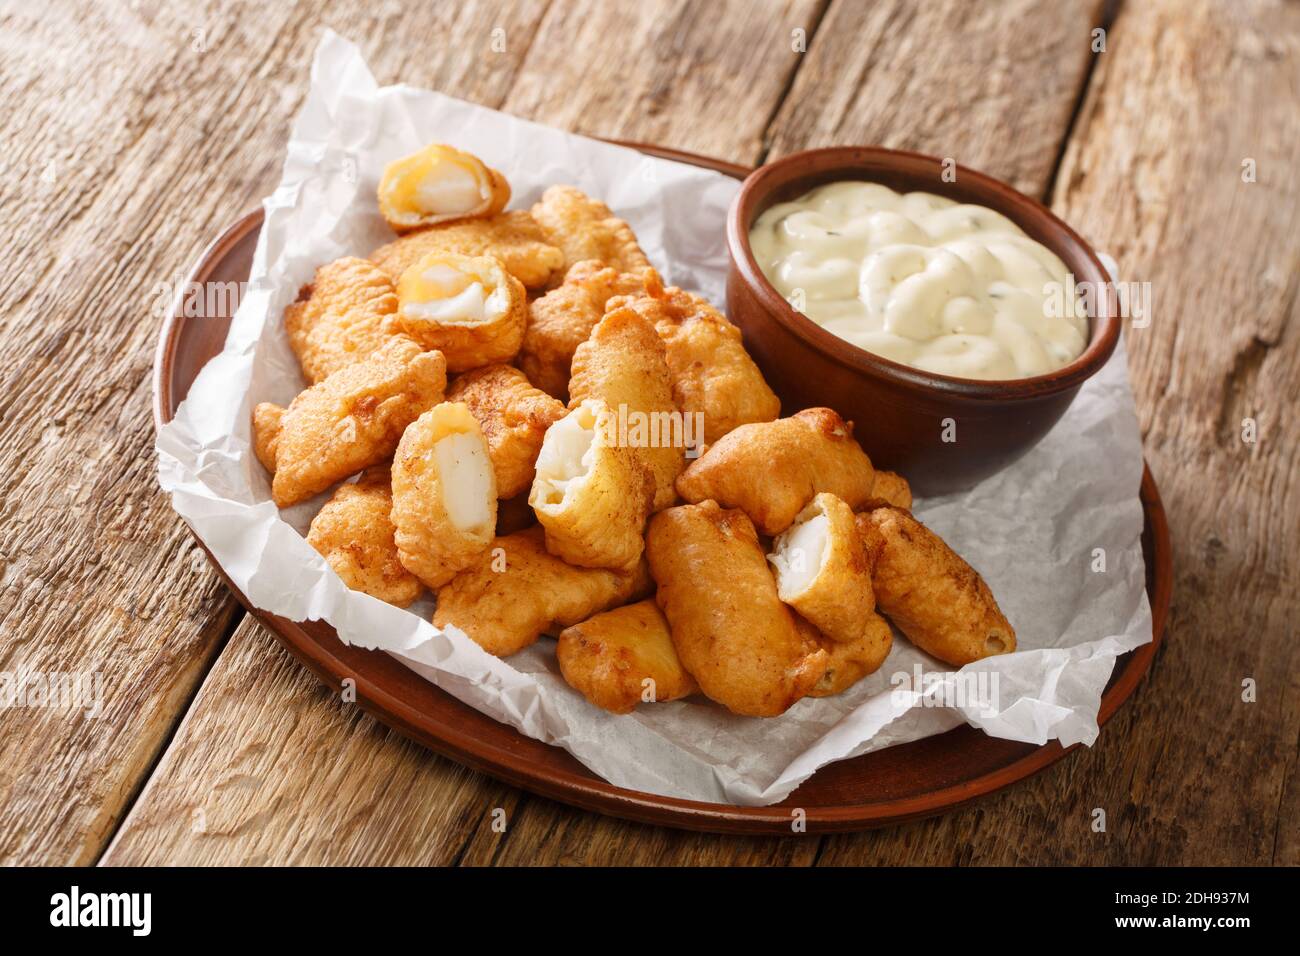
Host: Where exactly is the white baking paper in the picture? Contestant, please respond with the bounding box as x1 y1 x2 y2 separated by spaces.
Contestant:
156 31 1153 806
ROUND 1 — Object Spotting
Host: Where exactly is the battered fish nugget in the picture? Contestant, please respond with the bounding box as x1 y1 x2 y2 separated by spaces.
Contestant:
769 493 890 652
614 278 780 443
646 501 829 717
283 257 400 385
391 402 497 589
253 337 447 507
529 399 655 569
809 614 895 697
863 507 1016 667
392 252 526 371
517 260 653 399
307 466 421 608
866 470 913 510
676 408 876 535
557 600 698 714
446 364 565 498
432 526 653 657
369 210 564 290
568 306 684 511
378 143 510 233
530 185 651 278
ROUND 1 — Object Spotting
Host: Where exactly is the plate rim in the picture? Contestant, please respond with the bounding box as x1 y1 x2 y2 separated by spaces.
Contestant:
152 141 1171 834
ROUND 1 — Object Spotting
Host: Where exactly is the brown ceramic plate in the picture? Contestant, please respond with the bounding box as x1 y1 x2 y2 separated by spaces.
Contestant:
153 142 1171 834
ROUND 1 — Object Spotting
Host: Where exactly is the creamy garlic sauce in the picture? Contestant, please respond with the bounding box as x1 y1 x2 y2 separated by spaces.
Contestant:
750 182 1088 380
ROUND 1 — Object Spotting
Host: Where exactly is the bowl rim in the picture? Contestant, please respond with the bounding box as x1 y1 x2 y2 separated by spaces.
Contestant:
726 145 1121 400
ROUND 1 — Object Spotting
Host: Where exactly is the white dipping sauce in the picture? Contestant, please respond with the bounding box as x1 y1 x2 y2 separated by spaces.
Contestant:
749 181 1088 380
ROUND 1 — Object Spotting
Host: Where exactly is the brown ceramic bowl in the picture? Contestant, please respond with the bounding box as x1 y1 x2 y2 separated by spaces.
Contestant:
726 146 1120 495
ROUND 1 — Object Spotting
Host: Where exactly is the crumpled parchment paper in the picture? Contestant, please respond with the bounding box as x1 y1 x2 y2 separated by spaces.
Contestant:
156 31 1153 806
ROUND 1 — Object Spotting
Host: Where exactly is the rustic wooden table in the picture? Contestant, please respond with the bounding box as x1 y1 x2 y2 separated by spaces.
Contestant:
1 0 1295 866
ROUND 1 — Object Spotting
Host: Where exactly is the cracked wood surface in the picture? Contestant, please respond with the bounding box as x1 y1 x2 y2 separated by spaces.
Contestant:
0 0 1292 865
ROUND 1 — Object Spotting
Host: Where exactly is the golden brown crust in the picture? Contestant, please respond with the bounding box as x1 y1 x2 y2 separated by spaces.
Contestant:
447 364 566 498
390 253 527 371
808 614 894 697
865 506 1016 666
283 257 400 384
864 470 913 511
307 466 422 607
568 306 684 511
260 338 448 507
675 408 876 535
529 400 655 570
369 211 564 290
517 261 654 399
378 144 511 233
612 279 780 443
557 600 698 714
646 501 829 717
432 526 653 657
770 493 885 647
391 403 497 589
251 402 283 473
530 185 651 279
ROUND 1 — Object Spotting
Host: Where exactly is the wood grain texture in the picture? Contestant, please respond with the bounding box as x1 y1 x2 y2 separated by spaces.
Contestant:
3 0 1295 865
765 0 1106 194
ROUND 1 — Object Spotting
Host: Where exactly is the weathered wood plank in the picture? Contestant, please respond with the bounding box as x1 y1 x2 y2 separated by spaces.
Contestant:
0 0 551 865
765 0 1106 194
503 0 830 165
818 0 1300 866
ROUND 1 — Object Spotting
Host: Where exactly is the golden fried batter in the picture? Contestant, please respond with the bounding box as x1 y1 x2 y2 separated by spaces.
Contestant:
769 493 888 652
251 402 283 473
432 526 653 657
391 252 526 371
369 210 564 290
675 407 875 535
613 277 780 443
865 469 913 510
863 507 1016 667
446 364 566 498
646 501 829 717
557 600 698 714
283 256 400 384
809 614 895 697
568 306 684 511
391 402 497 589
378 143 510 233
529 399 655 569
253 337 447 507
307 466 422 607
517 260 653 399
530 185 651 278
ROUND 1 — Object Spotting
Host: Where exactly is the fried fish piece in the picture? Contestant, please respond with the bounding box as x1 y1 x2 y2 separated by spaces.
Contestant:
378 143 510 233
529 399 655 569
306 466 422 607
391 402 497 589
251 402 283 473
253 337 447 507
557 600 698 714
446 364 566 498
432 526 653 657
283 257 400 384
568 306 684 511
676 407 876 535
646 500 829 717
769 493 890 650
391 252 526 371
809 614 896 697
613 277 780 443
861 507 1016 667
369 210 564 290
865 469 913 510
517 260 653 399
530 185 651 278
